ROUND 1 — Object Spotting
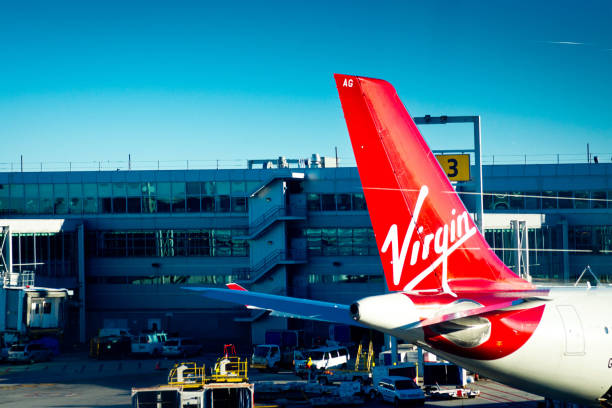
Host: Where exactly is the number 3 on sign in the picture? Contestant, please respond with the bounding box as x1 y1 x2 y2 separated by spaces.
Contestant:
447 158 459 178
435 154 471 182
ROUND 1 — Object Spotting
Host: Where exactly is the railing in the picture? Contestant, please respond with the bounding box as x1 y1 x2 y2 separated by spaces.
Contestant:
245 249 307 282
0 159 249 172
248 250 284 282
211 356 248 383
167 362 207 388
242 206 306 238
1 153 611 173
247 206 286 236
483 153 612 165
3 270 35 287
0 157 333 172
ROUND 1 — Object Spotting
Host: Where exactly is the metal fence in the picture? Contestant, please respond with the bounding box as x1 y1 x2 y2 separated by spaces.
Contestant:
1 152 611 173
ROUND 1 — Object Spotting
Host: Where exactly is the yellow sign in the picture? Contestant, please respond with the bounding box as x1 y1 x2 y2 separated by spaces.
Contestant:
435 154 471 181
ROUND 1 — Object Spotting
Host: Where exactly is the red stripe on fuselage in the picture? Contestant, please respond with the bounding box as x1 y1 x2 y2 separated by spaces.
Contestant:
423 304 545 360
405 290 547 360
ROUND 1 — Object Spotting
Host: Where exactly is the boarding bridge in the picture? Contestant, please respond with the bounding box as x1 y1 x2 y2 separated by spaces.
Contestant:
0 226 11 285
0 224 73 344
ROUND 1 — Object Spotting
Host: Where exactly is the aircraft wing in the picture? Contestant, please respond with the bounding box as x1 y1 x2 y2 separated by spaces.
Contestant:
185 286 551 332
184 287 362 326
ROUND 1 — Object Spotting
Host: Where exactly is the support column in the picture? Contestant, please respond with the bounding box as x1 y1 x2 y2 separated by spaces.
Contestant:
391 336 398 365
1 226 13 278
0 226 10 333
77 224 86 343
417 347 424 385
473 116 484 232
561 220 569 282
384 280 398 366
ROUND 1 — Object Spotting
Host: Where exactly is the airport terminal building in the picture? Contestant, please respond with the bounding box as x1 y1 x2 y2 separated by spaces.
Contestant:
0 158 610 347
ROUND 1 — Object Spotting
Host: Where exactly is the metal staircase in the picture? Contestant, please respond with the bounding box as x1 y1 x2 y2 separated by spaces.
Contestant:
354 340 374 372
242 249 306 284
237 206 306 240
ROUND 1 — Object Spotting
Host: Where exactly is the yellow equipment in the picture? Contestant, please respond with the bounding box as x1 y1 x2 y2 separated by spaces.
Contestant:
211 355 248 383
354 340 374 372
165 344 248 391
167 362 206 389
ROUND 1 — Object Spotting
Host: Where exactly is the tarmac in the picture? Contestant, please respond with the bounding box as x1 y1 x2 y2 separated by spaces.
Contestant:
0 352 545 408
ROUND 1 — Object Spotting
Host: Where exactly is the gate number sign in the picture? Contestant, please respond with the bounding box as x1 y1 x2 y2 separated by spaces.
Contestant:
435 154 471 181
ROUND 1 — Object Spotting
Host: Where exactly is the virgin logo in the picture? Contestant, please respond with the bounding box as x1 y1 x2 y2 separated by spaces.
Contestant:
381 185 477 296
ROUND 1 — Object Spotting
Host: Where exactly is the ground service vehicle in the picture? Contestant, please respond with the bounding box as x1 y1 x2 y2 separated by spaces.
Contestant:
89 327 132 359
250 344 281 371
162 337 202 358
376 376 425 407
131 332 167 356
132 361 253 408
427 384 479 399
294 346 350 375
191 74 612 407
317 368 371 386
8 343 52 364
317 341 374 385
90 335 131 359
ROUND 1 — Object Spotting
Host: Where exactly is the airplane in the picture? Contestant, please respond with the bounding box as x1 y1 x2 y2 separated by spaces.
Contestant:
187 74 612 407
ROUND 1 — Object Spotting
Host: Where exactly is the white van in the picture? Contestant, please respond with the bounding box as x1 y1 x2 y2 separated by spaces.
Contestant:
131 332 167 356
294 346 350 374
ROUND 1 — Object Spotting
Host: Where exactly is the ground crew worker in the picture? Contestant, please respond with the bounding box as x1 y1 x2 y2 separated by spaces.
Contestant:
307 357 313 382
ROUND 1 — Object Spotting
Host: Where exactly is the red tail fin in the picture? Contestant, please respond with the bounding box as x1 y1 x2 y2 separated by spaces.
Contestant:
334 74 532 294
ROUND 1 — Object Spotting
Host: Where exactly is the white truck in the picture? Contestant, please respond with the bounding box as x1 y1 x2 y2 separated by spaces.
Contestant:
250 344 301 372
250 344 283 371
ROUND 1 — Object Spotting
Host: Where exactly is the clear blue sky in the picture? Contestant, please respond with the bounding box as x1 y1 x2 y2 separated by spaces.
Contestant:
1 0 610 167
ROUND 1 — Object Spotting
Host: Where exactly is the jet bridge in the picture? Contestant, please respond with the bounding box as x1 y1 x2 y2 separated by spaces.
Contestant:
0 225 73 344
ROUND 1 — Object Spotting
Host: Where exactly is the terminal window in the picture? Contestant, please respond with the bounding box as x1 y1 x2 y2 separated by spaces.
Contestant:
86 229 249 258
0 181 251 215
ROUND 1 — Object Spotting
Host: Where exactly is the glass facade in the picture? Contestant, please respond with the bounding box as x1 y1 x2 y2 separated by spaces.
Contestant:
484 225 612 282
1 166 610 291
307 274 384 284
568 225 612 254
484 190 611 210
10 232 78 278
307 193 367 212
0 181 253 215
484 227 564 280
86 229 249 257
2 163 610 348
85 273 247 285
303 227 377 256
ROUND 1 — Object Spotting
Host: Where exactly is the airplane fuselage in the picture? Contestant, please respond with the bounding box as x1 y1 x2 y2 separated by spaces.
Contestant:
363 286 612 406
